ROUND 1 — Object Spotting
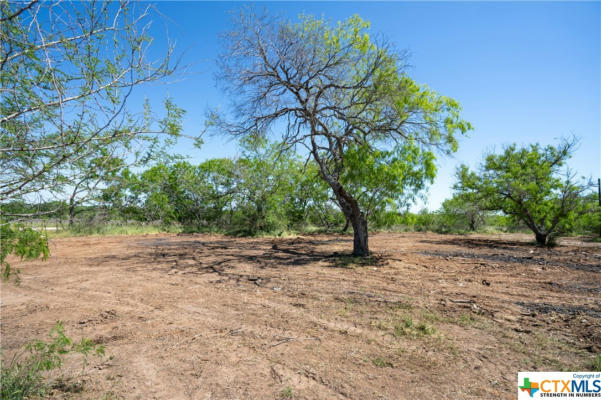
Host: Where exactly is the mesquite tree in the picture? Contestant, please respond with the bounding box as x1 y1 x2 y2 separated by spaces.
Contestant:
0 0 184 279
214 11 471 255
0 1 183 204
457 138 592 245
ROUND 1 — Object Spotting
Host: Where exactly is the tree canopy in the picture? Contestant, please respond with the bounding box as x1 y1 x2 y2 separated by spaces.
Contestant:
456 138 592 245
214 11 471 255
0 0 183 204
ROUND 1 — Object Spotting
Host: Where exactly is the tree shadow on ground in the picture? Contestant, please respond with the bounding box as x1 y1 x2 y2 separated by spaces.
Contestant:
419 237 537 252
88 235 384 285
420 249 600 274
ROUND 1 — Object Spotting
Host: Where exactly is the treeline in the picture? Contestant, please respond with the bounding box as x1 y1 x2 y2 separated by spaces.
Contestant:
5 141 599 239
103 142 340 235
6 197 597 237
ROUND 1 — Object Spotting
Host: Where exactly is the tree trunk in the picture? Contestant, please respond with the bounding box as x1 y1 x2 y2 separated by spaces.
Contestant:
68 184 80 227
334 193 369 256
535 232 547 245
350 211 369 256
308 137 369 256
327 184 370 256
68 202 75 227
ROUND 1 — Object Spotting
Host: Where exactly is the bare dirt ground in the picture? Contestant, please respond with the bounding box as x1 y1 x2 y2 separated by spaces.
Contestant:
2 232 600 400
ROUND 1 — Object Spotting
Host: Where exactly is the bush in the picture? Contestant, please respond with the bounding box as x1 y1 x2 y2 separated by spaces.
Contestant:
0 322 104 400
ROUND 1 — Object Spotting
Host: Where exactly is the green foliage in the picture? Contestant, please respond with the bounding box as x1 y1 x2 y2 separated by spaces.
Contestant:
440 165 487 232
0 201 66 218
456 138 591 245
217 11 471 255
102 139 337 235
227 139 293 235
574 194 601 237
0 1 185 283
0 322 104 400
341 143 437 222
292 14 472 237
57 222 179 237
0 1 182 203
0 222 49 281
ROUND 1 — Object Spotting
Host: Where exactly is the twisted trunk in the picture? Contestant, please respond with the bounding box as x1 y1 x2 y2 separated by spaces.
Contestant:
309 132 369 256
329 182 369 256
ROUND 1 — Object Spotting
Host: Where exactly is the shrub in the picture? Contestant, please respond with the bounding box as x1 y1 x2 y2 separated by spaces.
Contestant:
0 322 104 400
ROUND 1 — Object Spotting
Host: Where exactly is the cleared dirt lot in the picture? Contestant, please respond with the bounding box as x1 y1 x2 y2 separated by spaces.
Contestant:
1 232 600 399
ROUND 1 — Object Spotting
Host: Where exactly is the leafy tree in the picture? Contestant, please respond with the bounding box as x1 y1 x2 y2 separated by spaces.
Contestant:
228 140 291 234
229 138 328 235
160 159 236 228
110 138 336 234
0 200 66 220
214 11 471 255
412 209 442 233
458 138 592 245
64 98 184 227
99 168 146 222
65 152 125 227
117 161 231 228
0 1 184 278
188 159 237 227
440 197 484 232
1 1 183 203
441 165 487 231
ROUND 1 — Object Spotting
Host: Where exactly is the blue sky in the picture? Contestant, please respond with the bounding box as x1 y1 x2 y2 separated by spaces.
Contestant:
135 1 600 210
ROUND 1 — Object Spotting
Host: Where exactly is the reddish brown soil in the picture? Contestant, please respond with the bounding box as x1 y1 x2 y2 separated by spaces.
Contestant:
1 232 600 400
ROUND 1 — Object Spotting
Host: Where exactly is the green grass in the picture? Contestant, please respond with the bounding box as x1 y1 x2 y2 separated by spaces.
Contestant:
42 222 324 239
593 354 601 372
416 322 436 335
371 357 394 368
101 392 125 400
451 313 491 329
389 300 413 312
338 297 359 316
389 315 436 338
371 306 438 340
421 309 491 330
42 223 181 238
280 386 294 399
